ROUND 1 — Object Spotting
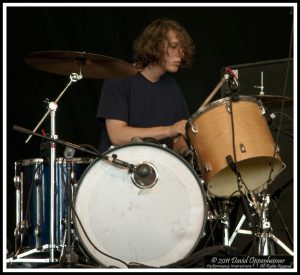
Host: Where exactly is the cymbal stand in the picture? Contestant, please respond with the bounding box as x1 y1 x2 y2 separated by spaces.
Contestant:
220 199 235 247
256 193 293 256
8 73 82 266
228 192 294 256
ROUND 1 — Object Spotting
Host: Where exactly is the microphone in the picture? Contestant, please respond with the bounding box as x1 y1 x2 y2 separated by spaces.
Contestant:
222 67 240 100
64 146 76 159
131 162 158 189
226 155 241 178
240 194 253 228
221 72 231 97
136 163 151 178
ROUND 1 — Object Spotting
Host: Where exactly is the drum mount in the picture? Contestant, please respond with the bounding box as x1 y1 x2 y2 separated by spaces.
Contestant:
227 192 294 256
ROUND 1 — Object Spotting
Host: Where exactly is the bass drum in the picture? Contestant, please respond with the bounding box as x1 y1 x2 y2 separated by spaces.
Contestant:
74 143 207 268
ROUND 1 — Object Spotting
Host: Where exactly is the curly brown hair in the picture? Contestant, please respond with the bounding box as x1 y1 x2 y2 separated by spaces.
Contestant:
133 18 195 69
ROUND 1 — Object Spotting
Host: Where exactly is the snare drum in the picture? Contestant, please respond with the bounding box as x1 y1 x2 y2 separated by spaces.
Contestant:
74 143 207 268
186 96 284 198
13 157 93 252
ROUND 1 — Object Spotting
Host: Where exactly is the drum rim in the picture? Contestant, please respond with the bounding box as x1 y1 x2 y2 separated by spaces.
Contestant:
15 157 94 165
56 157 94 164
189 95 259 122
15 158 44 165
73 142 208 267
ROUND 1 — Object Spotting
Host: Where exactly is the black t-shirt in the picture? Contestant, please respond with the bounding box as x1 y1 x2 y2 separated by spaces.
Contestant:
96 72 189 153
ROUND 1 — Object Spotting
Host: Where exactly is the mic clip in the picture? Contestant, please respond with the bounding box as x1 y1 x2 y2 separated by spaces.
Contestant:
226 155 241 178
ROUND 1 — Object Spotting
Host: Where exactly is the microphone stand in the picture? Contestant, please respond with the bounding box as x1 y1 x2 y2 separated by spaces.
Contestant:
13 125 136 172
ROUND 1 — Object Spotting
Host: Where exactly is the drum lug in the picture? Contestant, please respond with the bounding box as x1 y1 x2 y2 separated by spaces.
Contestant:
275 144 280 153
204 162 212 173
14 175 21 189
20 220 29 234
258 101 266 115
225 103 231 114
239 143 246 153
34 223 41 237
190 120 198 133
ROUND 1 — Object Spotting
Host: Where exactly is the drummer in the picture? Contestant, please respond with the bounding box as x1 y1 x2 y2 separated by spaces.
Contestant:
96 18 195 155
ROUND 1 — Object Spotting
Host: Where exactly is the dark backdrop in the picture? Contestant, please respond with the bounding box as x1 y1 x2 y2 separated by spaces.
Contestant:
4 5 295 257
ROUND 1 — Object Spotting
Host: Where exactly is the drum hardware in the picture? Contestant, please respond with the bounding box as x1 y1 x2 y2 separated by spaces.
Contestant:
21 71 83 263
205 192 219 220
13 161 40 255
207 198 235 247
59 148 79 267
13 163 22 251
201 195 237 248
220 204 230 246
188 119 198 134
254 71 265 95
228 192 294 256
245 94 293 108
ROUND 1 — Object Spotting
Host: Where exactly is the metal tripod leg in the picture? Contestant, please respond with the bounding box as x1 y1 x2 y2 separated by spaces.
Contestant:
6 244 59 264
229 214 252 247
257 196 294 256
228 194 294 256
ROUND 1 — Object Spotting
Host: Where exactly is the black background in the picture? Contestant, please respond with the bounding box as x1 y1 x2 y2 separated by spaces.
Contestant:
4 4 296 259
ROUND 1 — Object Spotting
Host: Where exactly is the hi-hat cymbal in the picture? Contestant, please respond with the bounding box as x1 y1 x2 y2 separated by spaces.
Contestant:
249 94 293 108
25 51 138 79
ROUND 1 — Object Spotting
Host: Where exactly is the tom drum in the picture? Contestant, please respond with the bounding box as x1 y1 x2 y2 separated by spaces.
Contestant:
186 96 284 198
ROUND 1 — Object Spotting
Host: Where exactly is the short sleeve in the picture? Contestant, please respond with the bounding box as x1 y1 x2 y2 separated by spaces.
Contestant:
96 78 129 123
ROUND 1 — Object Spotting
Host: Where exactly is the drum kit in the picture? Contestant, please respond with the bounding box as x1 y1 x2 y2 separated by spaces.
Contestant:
7 51 294 268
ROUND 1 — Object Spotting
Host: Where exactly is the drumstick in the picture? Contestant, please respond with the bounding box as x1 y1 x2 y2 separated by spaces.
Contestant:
198 77 226 111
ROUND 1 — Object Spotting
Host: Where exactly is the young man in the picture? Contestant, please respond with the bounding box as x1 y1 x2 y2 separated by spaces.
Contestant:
97 18 195 154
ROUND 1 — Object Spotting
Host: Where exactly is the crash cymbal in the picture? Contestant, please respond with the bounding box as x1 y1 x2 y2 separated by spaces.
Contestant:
249 94 293 108
25 51 138 79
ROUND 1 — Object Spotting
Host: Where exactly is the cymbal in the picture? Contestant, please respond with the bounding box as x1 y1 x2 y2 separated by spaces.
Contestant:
25 51 138 79
249 94 293 108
